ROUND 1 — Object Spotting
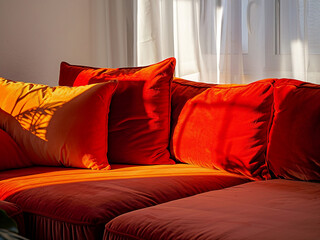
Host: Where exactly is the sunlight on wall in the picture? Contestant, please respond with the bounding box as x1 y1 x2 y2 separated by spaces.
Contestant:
291 39 308 80
215 2 224 84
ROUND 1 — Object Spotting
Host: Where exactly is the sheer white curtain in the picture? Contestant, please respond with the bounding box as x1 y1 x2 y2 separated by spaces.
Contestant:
137 0 320 84
276 0 320 83
138 0 244 84
94 0 320 84
90 0 137 68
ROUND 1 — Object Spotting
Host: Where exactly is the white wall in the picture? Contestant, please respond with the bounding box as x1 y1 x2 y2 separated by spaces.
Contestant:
0 0 92 86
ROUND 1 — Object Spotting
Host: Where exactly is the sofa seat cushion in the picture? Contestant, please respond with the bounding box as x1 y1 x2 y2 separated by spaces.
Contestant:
0 164 249 240
0 200 24 235
104 179 320 240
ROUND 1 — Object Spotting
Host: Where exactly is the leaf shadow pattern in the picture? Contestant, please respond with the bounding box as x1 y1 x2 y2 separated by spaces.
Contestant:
9 85 48 116
0 80 64 142
13 102 63 141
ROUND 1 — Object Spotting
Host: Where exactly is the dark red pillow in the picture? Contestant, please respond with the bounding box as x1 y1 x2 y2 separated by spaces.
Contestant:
267 80 320 180
0 128 28 171
59 58 176 165
172 81 274 180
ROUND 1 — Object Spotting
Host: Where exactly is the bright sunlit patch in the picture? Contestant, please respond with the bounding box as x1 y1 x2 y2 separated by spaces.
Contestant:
215 2 224 84
290 39 308 80
0 164 247 200
14 103 62 141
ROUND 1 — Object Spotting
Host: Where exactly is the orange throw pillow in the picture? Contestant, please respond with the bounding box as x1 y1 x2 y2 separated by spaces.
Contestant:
59 58 176 165
172 81 274 180
0 78 118 170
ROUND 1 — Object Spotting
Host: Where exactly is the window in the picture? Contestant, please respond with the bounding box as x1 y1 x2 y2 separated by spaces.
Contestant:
279 0 320 55
136 0 320 83
242 0 320 82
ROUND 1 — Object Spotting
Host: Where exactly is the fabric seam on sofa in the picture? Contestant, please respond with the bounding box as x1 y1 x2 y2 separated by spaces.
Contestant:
167 77 173 143
105 227 142 240
20 210 108 226
172 79 212 89
264 81 277 178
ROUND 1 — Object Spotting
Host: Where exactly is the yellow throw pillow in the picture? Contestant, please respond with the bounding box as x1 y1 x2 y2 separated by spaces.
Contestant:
0 78 118 170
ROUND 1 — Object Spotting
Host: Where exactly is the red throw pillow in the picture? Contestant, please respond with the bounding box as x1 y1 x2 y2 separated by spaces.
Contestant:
170 78 216 160
0 78 118 170
0 128 28 170
59 58 176 165
172 81 274 180
267 80 320 180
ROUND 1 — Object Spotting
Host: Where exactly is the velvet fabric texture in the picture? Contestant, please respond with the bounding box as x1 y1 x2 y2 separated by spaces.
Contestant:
0 78 118 170
0 129 27 171
0 165 249 240
0 200 25 235
104 180 320 240
172 81 274 180
170 78 215 159
267 80 320 180
59 58 176 165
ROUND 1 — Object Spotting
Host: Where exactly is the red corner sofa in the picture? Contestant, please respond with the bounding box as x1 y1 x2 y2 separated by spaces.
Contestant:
0 58 319 240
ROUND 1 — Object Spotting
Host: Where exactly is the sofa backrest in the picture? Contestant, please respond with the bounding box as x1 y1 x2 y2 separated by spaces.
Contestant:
170 77 320 181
